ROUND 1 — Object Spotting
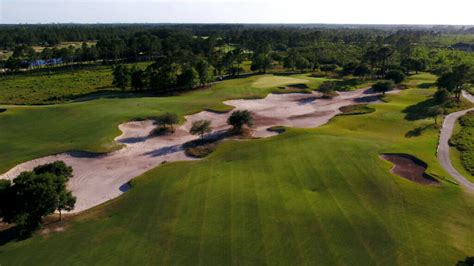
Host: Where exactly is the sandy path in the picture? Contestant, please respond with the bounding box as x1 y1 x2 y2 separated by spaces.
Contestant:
437 90 474 192
1 87 390 212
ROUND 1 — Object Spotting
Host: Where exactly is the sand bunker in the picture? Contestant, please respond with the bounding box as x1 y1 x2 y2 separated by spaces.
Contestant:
380 154 439 185
1 87 395 212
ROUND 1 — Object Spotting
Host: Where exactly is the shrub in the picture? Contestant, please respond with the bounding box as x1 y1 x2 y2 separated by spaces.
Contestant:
183 139 218 158
318 81 338 99
449 111 474 175
227 110 253 133
190 120 212 139
153 113 179 133
385 70 406 84
372 80 395 95
339 104 376 115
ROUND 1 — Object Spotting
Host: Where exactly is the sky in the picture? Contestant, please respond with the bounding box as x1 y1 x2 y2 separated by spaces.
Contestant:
1 0 473 25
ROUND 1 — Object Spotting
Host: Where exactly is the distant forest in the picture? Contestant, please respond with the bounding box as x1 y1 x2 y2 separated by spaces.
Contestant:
1 24 473 92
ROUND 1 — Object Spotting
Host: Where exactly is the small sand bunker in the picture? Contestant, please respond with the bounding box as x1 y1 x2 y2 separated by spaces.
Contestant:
1 87 395 213
380 154 439 185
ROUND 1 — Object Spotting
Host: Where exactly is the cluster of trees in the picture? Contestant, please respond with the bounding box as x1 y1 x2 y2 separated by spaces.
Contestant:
157 109 253 140
0 161 75 236
113 58 215 91
436 64 473 102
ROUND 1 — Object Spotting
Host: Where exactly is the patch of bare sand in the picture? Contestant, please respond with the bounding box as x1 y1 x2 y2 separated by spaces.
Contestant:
0 87 393 212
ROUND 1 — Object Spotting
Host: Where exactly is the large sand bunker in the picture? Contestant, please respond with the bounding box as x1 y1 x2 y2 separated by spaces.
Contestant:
1 87 394 212
380 154 439 185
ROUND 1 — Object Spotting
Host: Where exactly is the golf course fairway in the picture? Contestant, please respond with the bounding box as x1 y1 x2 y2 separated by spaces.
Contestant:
0 74 473 265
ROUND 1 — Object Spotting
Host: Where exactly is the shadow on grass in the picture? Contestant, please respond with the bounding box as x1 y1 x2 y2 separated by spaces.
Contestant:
405 124 436 138
334 78 365 91
286 83 309 89
417 82 436 89
403 98 437 121
0 226 22 246
0 108 6 113
69 90 155 103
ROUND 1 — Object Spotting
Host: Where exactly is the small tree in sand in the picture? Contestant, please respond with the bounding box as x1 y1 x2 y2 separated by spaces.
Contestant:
318 81 337 99
154 113 179 133
227 110 253 133
372 80 395 96
190 120 212 139
427 105 444 125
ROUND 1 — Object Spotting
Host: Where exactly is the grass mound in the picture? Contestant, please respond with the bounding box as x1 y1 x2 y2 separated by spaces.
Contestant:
183 139 218 158
449 111 474 175
339 104 376 115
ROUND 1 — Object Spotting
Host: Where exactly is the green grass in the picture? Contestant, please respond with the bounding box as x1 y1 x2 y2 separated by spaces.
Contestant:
449 111 474 177
251 76 309 88
0 74 327 174
1 76 474 264
0 62 151 105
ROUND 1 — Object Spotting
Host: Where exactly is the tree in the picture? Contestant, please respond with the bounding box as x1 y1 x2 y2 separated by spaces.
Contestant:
372 80 395 96
376 47 393 76
427 105 444 125
437 64 472 101
385 70 406 84
190 120 212 139
178 66 199 89
130 66 145 91
33 161 73 179
295 55 311 72
195 59 215 86
433 89 450 105
319 81 337 98
5 57 21 72
457 256 474 266
0 162 76 235
401 58 425 75
227 110 253 133
148 59 178 92
354 64 371 77
112 65 130 90
251 53 272 73
154 113 179 133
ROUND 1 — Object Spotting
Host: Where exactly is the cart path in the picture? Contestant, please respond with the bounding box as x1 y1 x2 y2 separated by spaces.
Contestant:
437 90 474 192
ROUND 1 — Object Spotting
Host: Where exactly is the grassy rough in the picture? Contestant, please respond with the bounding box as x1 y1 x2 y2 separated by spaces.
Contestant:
0 62 151 105
449 111 474 175
1 79 474 264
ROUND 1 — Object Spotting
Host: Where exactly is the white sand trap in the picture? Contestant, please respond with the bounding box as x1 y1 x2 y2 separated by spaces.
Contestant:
0 87 395 212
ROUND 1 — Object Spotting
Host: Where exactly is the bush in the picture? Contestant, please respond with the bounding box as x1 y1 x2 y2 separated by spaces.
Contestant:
153 113 179 133
372 80 395 95
385 70 406 84
339 104 376 115
320 64 338 72
318 81 338 99
449 111 474 175
183 139 218 158
227 110 253 132
190 120 212 139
